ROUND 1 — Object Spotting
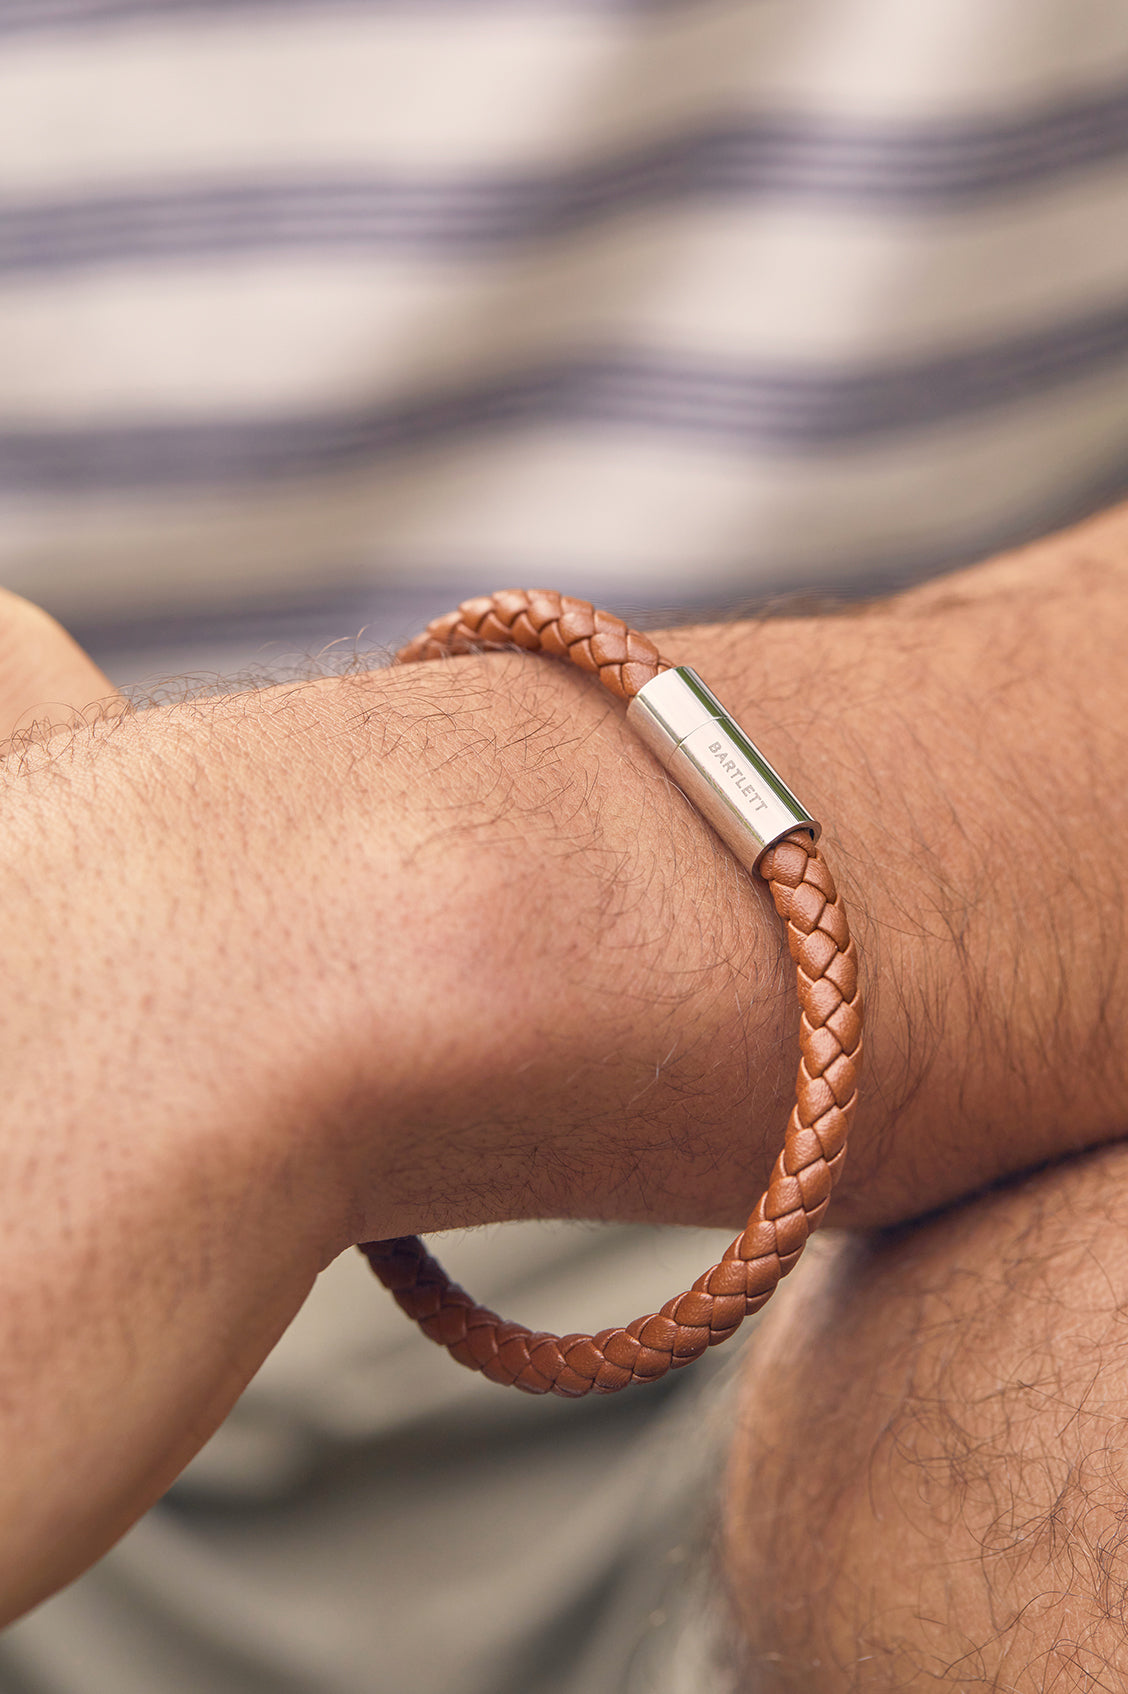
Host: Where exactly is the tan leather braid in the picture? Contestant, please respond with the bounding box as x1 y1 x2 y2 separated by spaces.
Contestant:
360 589 862 1396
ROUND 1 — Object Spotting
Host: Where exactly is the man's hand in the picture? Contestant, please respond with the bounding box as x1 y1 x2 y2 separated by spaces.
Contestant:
1 505 1126 1620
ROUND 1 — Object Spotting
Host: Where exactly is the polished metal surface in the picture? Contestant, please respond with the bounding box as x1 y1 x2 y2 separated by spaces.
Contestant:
627 666 819 870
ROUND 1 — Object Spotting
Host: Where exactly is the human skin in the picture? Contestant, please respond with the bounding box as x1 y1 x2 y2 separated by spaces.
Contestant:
725 1144 1128 1689
0 502 1125 1625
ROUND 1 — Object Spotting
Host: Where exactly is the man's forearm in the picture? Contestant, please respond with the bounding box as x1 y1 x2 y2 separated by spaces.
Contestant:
2 507 1126 1617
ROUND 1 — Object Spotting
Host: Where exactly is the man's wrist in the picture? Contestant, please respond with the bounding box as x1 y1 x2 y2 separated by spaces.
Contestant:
245 538 1128 1242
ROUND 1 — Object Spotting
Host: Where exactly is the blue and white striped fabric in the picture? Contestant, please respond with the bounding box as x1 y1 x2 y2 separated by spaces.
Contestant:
3 0 1128 637
2 7 1128 1693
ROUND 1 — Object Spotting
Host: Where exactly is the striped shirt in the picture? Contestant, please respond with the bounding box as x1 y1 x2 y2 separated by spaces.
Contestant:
3 0 1128 651
1 5 1127 1692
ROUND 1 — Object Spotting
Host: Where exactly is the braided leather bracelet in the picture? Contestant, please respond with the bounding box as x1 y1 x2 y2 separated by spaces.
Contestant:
360 590 862 1397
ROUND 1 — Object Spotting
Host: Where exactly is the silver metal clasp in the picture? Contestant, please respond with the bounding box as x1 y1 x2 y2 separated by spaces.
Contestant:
626 667 819 873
